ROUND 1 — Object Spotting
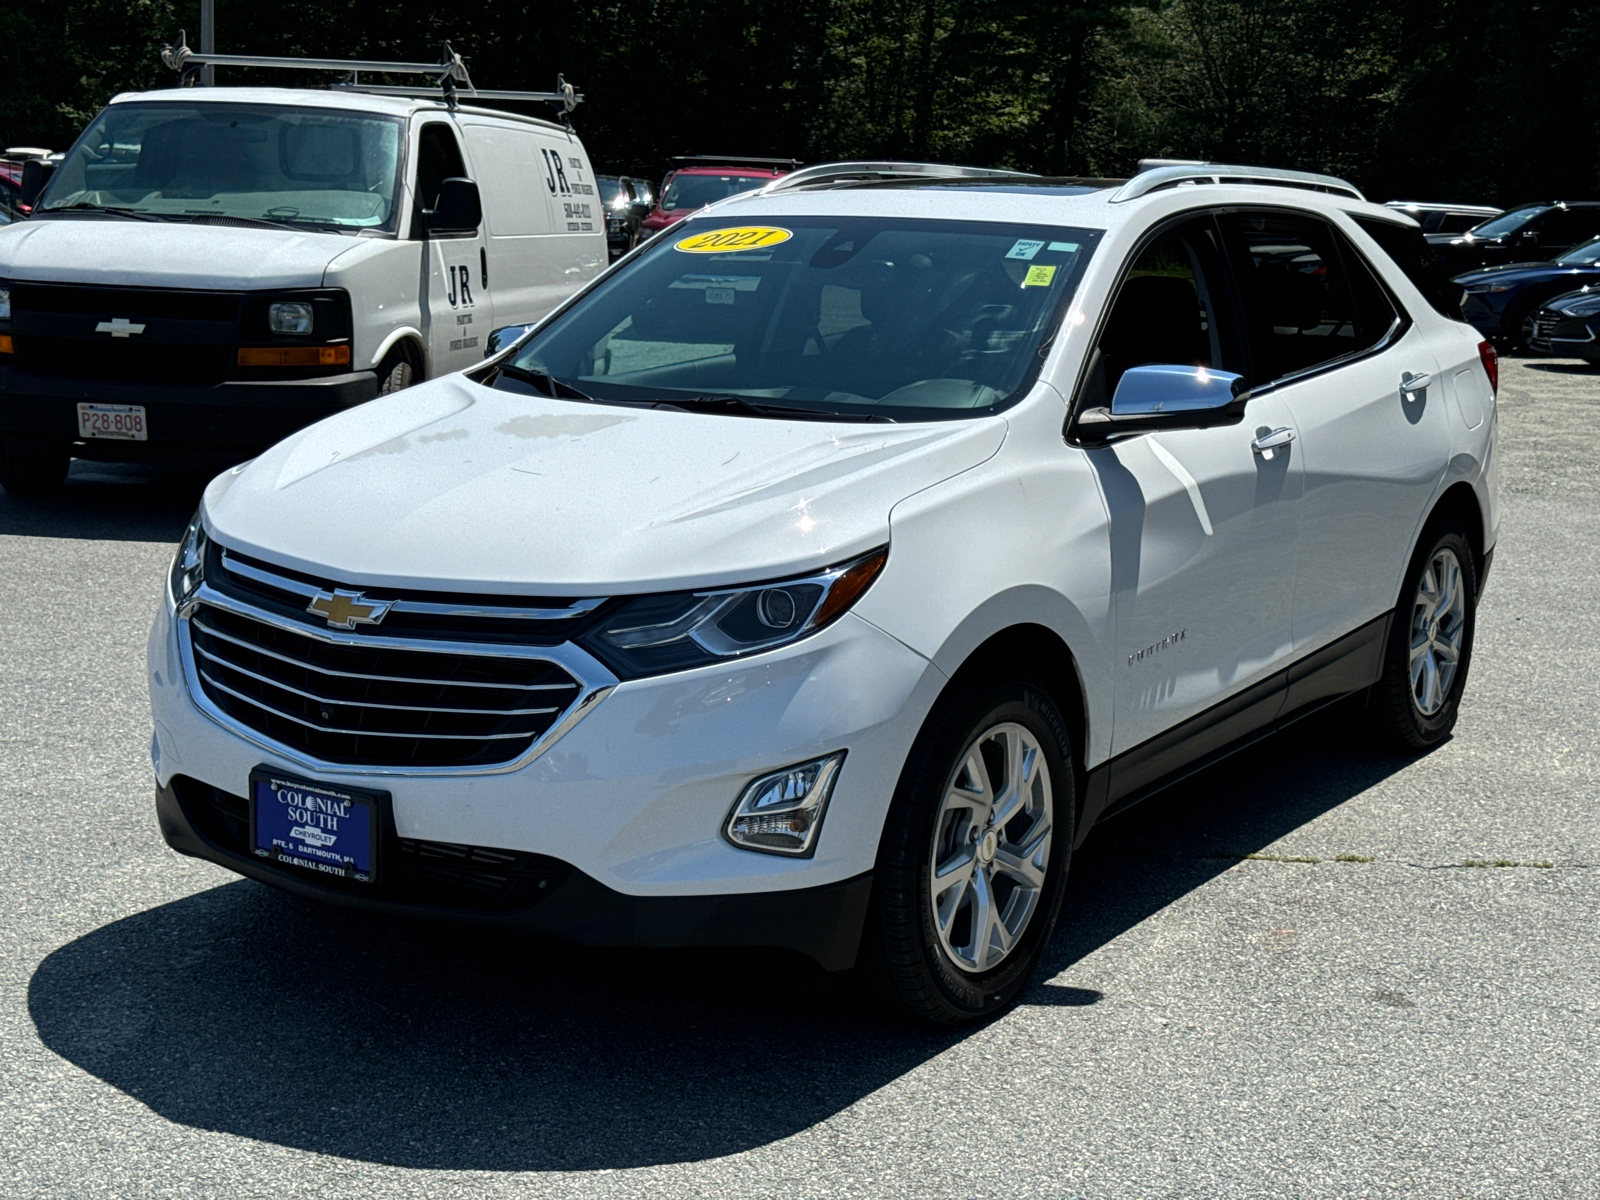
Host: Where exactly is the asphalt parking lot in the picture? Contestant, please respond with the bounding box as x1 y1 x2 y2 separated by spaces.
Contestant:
1 357 1597 1199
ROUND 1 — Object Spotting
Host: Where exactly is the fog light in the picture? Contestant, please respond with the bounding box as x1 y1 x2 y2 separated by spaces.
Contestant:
724 752 845 857
269 301 314 334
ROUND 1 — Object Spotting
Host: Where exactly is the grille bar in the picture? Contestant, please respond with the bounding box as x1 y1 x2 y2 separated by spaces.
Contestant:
192 641 564 716
196 670 541 740
220 550 606 622
190 614 578 691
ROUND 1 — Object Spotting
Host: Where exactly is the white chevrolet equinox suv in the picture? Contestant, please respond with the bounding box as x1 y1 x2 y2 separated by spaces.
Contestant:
149 161 1499 1023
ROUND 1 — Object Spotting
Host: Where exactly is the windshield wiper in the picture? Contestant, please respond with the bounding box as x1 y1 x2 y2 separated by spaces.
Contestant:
40 202 167 223
493 364 598 401
656 394 894 422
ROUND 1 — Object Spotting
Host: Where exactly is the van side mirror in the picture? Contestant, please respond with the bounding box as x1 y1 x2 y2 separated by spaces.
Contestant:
1077 364 1250 445
19 159 56 208
424 177 482 235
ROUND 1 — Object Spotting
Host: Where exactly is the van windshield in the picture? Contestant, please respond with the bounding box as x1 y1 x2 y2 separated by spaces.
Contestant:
500 216 1101 419
38 102 405 232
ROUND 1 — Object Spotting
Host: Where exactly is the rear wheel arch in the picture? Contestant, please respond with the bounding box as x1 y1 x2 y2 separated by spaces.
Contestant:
1424 481 1487 590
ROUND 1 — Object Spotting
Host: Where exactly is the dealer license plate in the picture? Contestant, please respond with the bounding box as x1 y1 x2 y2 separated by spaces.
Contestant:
249 770 382 884
76 402 148 441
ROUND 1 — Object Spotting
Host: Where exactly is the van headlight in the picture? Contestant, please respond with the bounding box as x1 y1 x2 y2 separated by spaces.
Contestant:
0 285 10 322
168 509 208 608
580 547 887 679
268 301 314 335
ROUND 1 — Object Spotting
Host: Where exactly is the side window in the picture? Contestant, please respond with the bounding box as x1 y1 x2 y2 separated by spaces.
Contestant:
411 122 467 236
1082 215 1240 408
1540 207 1600 248
1353 216 1462 321
1335 233 1402 348
1223 211 1388 384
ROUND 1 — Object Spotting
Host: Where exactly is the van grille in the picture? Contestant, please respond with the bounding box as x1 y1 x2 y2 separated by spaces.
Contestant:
9 281 243 381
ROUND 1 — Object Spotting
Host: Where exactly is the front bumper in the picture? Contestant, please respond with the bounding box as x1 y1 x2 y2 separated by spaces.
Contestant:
156 776 874 969
149 596 945 964
1528 311 1600 360
0 365 378 457
1459 293 1514 337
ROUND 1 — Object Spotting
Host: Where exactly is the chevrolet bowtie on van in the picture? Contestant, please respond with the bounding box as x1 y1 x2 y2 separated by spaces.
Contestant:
0 44 605 494
149 161 1499 1023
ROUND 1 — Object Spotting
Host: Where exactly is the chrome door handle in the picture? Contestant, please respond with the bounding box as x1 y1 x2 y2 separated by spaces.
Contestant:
1251 426 1296 455
1401 370 1432 399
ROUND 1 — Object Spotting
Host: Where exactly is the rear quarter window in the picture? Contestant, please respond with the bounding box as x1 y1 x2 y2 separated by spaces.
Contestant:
1353 216 1464 321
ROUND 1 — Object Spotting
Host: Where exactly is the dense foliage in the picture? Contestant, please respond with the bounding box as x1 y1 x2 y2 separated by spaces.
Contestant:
4 0 1597 204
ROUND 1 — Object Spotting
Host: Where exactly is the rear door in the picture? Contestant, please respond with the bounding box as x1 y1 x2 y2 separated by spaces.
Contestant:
458 120 606 328
1219 208 1452 660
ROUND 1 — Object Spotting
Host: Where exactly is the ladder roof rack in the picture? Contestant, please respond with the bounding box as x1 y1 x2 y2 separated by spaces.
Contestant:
157 32 582 119
1111 162 1365 203
766 161 1039 194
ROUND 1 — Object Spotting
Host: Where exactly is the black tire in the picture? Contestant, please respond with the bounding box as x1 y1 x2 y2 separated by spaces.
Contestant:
1500 297 1541 355
1370 522 1479 750
0 438 70 496
860 671 1075 1024
376 344 419 396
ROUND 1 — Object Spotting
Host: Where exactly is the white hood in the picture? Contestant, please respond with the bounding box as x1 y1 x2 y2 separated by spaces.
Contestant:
205 376 1009 594
0 218 361 289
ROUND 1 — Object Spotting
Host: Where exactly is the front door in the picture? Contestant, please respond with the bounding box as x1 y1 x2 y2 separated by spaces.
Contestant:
1084 214 1305 758
414 120 494 374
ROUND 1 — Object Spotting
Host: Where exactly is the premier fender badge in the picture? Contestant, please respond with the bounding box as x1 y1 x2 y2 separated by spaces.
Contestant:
306 589 394 630
675 226 793 254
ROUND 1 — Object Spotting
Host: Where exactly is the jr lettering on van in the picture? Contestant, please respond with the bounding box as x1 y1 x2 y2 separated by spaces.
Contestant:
446 263 475 308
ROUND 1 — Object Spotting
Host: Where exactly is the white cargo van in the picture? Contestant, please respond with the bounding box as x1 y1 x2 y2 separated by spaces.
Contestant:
0 49 606 494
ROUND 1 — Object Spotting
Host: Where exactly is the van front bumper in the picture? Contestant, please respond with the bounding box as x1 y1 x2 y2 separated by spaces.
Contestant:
0 365 378 458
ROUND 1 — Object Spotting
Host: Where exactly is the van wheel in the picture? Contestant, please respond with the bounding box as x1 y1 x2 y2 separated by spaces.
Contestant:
860 671 1074 1024
1370 523 1478 750
0 438 71 496
376 345 418 396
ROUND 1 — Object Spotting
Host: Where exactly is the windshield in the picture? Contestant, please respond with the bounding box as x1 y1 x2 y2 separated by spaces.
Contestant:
39 102 405 232
1559 237 1600 265
662 173 771 211
499 216 1101 419
1468 206 1549 240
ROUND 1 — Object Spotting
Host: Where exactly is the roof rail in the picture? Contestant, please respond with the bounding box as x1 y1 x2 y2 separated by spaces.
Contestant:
766 160 1039 194
157 31 582 119
671 155 801 171
1111 162 1365 203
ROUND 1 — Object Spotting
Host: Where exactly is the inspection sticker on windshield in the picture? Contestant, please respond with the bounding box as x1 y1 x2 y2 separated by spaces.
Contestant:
1048 241 1079 252
1022 264 1057 288
1006 239 1046 260
676 226 793 253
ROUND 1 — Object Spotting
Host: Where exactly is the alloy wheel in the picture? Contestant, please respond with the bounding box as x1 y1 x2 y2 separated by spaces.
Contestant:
1409 547 1467 716
928 721 1053 974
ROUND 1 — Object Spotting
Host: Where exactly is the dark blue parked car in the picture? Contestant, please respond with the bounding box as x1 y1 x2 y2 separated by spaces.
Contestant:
1528 286 1600 364
1453 237 1600 349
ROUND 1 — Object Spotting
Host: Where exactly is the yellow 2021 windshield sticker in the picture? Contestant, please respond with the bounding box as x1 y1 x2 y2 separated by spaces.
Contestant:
675 226 793 253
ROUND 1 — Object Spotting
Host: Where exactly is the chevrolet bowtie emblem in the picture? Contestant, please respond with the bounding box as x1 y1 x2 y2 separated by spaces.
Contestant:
95 318 147 338
306 589 394 629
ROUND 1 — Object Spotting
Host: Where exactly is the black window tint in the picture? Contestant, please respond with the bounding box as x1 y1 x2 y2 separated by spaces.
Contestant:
1223 212 1364 383
1437 212 1484 234
1335 231 1402 347
1539 207 1600 247
1353 216 1462 321
415 123 466 212
1080 215 1242 410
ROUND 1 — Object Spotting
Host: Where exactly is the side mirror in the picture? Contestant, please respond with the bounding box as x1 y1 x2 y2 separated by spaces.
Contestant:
1077 364 1250 445
424 177 482 235
19 159 56 208
484 324 537 358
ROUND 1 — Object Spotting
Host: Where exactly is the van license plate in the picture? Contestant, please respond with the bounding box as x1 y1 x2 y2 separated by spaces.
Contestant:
77 403 148 441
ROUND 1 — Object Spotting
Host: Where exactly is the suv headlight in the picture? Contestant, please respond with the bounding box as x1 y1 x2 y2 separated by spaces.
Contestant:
168 509 208 608
580 548 887 679
725 752 845 856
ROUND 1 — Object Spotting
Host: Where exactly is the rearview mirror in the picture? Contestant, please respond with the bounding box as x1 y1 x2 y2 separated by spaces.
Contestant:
1077 363 1249 445
19 159 55 208
424 177 482 236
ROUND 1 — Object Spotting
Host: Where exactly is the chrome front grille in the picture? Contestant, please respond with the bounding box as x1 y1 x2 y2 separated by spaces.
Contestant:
180 543 614 772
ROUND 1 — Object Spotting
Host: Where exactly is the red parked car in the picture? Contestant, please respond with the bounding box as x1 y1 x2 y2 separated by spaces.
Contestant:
640 156 799 236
